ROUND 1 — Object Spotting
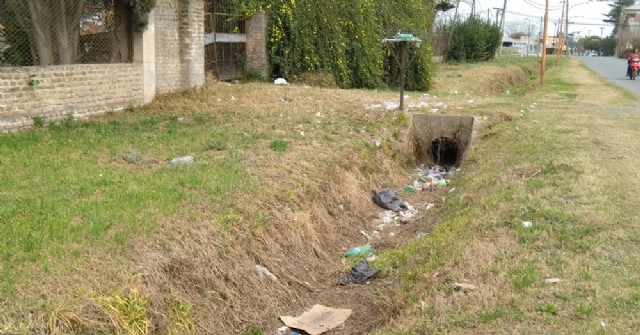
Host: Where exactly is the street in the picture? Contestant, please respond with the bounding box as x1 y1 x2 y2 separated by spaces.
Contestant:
579 55 640 97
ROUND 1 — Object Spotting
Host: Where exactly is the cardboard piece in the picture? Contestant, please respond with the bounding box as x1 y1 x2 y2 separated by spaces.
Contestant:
280 304 352 335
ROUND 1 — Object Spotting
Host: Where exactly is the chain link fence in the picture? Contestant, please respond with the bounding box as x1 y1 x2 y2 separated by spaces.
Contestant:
0 0 131 67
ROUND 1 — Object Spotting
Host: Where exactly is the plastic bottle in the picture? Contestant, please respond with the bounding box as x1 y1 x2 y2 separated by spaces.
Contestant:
169 156 194 164
344 244 373 258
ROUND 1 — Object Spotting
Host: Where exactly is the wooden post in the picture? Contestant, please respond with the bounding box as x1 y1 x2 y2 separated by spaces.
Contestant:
399 41 408 110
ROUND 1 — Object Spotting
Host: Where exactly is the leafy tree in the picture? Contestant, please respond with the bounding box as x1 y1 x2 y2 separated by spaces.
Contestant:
0 0 155 65
603 0 634 35
447 17 502 62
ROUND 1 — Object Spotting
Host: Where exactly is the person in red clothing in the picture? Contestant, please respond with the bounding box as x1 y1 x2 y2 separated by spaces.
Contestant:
627 48 640 77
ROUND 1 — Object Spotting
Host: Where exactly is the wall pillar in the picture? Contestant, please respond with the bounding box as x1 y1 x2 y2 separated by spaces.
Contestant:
246 11 269 79
133 10 156 103
179 0 205 89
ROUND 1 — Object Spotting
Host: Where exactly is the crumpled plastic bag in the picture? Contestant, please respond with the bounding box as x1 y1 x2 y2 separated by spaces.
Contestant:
372 189 408 212
339 259 381 285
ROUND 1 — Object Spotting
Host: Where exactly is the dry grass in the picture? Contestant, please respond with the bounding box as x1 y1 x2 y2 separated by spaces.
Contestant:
373 58 640 334
0 59 539 334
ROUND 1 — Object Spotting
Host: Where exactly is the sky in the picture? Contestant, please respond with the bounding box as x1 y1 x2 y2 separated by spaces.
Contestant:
441 0 616 39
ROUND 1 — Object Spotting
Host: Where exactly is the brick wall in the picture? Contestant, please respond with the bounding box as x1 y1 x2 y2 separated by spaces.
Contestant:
246 11 268 79
0 64 143 132
155 0 204 94
0 0 205 132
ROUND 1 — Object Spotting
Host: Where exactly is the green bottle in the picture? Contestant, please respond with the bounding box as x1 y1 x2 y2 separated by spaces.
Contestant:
344 244 373 258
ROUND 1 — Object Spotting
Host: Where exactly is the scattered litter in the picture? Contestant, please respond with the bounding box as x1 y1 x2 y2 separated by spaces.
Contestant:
522 221 533 228
255 265 278 281
279 96 286 102
449 188 456 193
371 138 381 147
344 244 373 258
280 305 352 335
404 185 415 193
416 232 427 238
366 254 377 262
169 155 194 165
274 78 289 85
545 278 561 284
426 203 435 210
231 95 236 101
453 282 477 291
339 259 381 285
468 99 475 104
430 108 438 113
372 189 408 212
506 90 511 95
299 131 305 137
276 326 291 335
360 230 372 240
600 321 606 328
389 232 395 237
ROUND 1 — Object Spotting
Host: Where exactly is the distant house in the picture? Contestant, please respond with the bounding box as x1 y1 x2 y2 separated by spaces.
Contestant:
502 33 538 55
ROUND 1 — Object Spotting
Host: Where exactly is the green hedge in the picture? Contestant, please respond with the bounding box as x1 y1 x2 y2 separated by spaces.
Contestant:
244 0 435 90
447 17 502 62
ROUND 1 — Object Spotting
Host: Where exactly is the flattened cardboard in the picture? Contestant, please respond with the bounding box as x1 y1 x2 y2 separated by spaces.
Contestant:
280 304 352 335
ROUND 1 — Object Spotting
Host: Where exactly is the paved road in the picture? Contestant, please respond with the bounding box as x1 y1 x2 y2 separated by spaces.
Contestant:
579 55 640 97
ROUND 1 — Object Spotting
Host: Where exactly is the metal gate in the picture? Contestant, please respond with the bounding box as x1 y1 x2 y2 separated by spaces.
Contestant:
204 11 246 81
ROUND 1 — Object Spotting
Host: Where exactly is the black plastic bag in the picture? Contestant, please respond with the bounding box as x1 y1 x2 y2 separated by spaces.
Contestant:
372 188 408 211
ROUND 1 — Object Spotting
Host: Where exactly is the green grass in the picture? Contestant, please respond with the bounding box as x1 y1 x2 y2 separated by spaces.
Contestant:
0 114 249 299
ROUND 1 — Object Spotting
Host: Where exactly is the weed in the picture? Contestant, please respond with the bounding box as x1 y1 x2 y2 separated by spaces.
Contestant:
536 303 559 315
167 295 195 334
576 304 595 317
509 263 538 290
270 139 289 152
205 140 227 151
240 324 262 335
95 288 149 335
32 116 45 128
480 308 504 323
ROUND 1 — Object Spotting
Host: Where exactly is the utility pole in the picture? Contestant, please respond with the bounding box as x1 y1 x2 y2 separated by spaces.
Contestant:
488 8 491 21
445 0 461 62
500 0 507 31
471 0 476 17
556 0 565 64
539 16 544 56
494 8 501 26
565 0 569 55
541 0 549 84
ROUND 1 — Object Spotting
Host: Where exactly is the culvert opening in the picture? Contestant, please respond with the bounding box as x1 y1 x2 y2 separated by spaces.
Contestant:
431 137 460 166
411 114 475 168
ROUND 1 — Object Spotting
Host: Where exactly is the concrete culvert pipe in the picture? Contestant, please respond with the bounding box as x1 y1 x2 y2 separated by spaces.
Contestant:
411 114 474 167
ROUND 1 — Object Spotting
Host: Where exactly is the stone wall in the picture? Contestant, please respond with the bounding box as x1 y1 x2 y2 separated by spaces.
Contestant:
0 64 143 132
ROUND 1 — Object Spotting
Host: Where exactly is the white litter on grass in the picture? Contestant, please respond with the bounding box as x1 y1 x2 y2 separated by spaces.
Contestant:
365 103 383 110
600 321 606 328
231 96 236 101
299 131 305 137
274 78 289 85
522 221 533 228
449 188 456 193
430 108 438 113
255 265 278 281
426 203 435 210
371 139 381 147
545 278 562 284
385 101 400 110
468 99 475 104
